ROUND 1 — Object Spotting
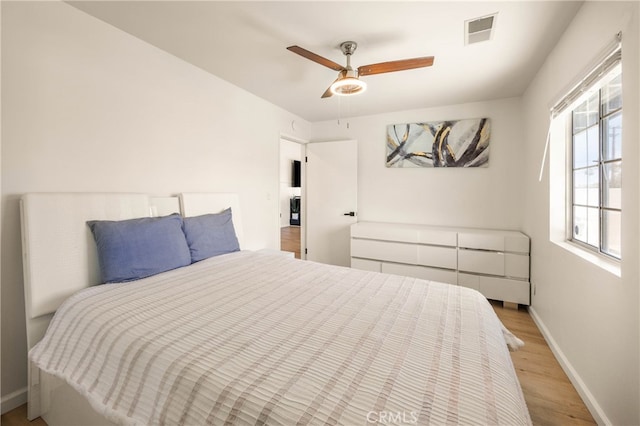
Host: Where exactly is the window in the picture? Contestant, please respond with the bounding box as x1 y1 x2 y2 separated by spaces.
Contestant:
570 65 622 259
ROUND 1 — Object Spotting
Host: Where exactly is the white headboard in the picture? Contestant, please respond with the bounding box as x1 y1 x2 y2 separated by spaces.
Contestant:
21 193 150 348
20 192 239 350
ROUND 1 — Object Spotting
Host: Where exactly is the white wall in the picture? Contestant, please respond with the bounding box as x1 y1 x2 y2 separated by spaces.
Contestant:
521 2 639 425
3 1 639 423
311 98 524 230
0 1 310 408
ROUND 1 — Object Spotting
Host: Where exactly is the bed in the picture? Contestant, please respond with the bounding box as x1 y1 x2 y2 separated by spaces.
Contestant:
22 192 531 425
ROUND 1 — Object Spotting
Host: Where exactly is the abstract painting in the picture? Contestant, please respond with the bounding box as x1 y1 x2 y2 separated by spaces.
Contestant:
386 118 490 168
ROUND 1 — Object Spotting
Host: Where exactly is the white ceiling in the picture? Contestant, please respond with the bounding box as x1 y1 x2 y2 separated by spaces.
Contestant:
68 1 583 122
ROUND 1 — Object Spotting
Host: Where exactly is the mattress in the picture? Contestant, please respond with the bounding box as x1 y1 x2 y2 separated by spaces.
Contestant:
30 250 530 425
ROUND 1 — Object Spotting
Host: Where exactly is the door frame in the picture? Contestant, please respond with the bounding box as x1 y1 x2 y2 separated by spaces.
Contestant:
279 134 308 259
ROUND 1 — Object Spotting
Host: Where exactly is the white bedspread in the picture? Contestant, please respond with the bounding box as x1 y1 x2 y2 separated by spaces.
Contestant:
30 251 531 425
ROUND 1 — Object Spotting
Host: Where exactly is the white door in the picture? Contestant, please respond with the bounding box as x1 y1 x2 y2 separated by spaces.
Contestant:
305 139 357 266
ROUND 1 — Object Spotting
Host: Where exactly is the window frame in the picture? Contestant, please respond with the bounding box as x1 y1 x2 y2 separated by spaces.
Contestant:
568 65 622 261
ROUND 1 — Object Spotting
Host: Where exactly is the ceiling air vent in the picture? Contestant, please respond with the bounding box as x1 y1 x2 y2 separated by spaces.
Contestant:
465 13 497 45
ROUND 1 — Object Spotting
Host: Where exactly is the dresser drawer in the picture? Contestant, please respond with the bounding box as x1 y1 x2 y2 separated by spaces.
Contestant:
350 223 419 243
458 232 530 254
417 245 457 269
417 229 457 246
351 258 381 272
458 249 505 276
351 239 417 264
458 273 530 305
382 263 457 285
458 233 505 251
505 253 530 279
457 272 480 291
458 250 529 279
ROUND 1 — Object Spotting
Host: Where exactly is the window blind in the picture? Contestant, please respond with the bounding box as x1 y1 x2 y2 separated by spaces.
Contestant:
550 32 622 119
539 32 622 182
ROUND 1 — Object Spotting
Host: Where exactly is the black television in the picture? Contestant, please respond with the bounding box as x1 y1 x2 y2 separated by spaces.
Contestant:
292 160 301 188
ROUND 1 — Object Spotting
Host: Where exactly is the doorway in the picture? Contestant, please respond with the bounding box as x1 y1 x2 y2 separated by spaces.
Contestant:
279 137 305 259
278 137 358 266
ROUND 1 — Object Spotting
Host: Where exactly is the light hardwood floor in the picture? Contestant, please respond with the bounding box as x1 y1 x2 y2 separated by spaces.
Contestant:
1 404 46 426
281 225 301 259
491 301 595 425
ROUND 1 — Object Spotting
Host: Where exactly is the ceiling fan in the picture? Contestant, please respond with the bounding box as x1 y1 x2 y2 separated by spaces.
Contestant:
287 41 434 98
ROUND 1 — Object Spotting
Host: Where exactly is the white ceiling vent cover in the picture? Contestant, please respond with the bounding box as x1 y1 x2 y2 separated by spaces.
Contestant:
465 13 497 45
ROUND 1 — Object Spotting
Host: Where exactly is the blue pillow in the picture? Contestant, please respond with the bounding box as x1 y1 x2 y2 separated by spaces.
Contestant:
87 213 191 283
183 208 240 262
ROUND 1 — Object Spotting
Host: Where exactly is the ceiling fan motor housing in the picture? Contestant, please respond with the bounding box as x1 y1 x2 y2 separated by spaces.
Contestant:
340 41 358 56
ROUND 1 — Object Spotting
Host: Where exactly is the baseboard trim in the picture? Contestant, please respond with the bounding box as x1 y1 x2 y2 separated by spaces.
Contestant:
528 306 610 425
1 387 27 415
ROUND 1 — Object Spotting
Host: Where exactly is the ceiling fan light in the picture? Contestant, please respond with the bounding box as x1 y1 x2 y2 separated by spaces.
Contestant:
330 77 367 96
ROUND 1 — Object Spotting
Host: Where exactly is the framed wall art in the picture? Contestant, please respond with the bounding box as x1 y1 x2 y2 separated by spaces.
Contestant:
386 118 490 168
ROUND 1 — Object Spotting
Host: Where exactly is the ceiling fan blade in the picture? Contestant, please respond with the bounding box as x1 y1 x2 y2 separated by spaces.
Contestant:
320 70 347 99
320 70 347 98
358 56 434 76
321 86 334 99
287 45 345 72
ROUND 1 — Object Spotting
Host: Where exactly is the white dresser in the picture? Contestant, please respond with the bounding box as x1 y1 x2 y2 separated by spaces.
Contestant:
350 222 530 305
